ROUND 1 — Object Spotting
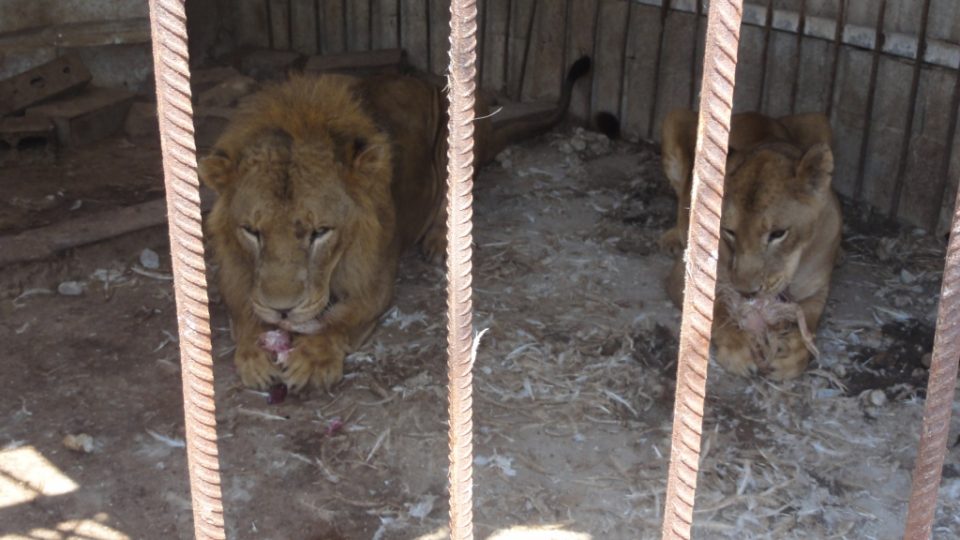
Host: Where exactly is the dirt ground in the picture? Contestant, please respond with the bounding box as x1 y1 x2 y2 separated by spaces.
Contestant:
1 124 959 540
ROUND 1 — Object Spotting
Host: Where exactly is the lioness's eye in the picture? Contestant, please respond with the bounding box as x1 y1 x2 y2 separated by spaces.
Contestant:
311 227 331 242
721 228 736 239
768 229 788 242
241 225 260 240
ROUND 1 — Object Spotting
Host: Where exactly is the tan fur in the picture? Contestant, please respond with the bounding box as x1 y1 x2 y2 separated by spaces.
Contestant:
199 62 589 391
662 108 841 380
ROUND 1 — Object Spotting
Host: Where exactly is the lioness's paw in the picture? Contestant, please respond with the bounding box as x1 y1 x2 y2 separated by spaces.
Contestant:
715 342 758 378
235 346 282 390
768 331 810 381
658 228 685 256
282 339 344 392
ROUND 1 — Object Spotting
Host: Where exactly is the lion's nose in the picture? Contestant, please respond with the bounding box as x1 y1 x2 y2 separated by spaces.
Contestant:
276 309 290 320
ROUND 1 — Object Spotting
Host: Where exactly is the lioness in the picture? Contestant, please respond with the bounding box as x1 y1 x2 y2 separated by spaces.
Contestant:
661 108 842 380
199 57 592 391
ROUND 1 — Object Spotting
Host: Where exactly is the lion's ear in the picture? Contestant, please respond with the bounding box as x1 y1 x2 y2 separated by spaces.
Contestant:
661 108 698 191
198 150 235 193
348 137 390 177
797 142 834 193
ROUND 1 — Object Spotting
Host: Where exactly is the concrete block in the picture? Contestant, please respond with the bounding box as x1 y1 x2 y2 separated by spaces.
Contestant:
240 49 303 81
27 87 134 146
0 115 56 151
0 54 92 116
303 49 409 77
198 75 259 108
124 101 158 139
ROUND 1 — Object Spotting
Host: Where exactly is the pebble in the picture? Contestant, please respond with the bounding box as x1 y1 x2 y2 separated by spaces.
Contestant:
62 433 95 453
900 268 917 285
570 138 587 152
868 389 887 407
57 281 85 296
921 352 932 368
140 248 160 269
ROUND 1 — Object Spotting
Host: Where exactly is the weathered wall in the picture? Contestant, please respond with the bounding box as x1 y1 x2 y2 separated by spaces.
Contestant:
196 0 960 232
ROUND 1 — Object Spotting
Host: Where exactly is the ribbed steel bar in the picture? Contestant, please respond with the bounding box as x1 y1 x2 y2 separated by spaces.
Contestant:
660 0 744 538
903 183 960 537
147 1 225 539
445 0 479 538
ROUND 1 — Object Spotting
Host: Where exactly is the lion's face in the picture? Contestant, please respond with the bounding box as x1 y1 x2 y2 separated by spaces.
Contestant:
719 143 834 298
202 130 377 334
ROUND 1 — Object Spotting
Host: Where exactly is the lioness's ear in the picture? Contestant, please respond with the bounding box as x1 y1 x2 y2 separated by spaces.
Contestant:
661 108 698 190
198 150 236 193
797 142 834 193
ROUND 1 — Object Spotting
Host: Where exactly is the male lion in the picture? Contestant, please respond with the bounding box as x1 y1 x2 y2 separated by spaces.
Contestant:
199 57 592 391
661 108 842 380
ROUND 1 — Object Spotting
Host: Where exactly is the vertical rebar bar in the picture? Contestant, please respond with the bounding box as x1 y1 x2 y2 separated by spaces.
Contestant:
661 0 744 538
147 1 225 539
825 0 847 118
852 0 886 203
903 171 960 540
445 0 479 538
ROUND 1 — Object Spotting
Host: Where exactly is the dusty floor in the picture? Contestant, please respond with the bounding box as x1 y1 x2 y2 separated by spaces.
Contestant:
1 125 958 540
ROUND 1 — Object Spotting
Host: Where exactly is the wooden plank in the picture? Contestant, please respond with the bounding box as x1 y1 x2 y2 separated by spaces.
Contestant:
506 0 536 100
303 48 407 75
428 0 451 75
897 68 956 228
289 0 318 54
320 0 347 54
237 0 271 48
346 0 372 51
564 0 599 124
481 0 510 94
268 0 291 50
621 4 663 139
939 97 960 236
859 57 911 211
521 0 566 102
371 0 401 50
928 0 960 44
0 195 214 267
829 47 874 199
651 11 696 137
762 29 798 117
793 35 833 113
732 24 765 113
590 0 629 119
400 0 429 71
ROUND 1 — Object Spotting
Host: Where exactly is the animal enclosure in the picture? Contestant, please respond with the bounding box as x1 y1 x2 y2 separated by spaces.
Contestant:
1 1 960 539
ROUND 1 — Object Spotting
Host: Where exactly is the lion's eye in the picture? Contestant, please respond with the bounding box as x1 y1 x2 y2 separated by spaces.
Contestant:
311 227 331 242
768 229 788 243
721 228 736 240
241 225 260 240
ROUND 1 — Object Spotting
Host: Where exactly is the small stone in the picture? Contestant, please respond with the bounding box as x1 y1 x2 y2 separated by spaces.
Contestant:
833 364 847 378
140 248 160 269
63 433 94 453
558 141 574 154
57 281 85 296
869 389 887 407
900 268 917 285
921 352 932 368
570 138 587 151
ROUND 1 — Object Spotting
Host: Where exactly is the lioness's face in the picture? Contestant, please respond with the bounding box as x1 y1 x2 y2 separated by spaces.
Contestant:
719 145 833 297
218 134 357 333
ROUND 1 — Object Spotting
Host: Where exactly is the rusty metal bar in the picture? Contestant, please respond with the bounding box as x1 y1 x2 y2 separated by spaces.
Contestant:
502 0 513 93
445 0 479 537
903 157 960 540
889 0 932 220
689 0 705 109
661 0 743 538
757 0 774 111
396 0 402 47
515 0 538 99
825 0 847 118
852 0 886 203
617 0 633 123
425 0 433 73
648 0 672 138
789 0 807 114
147 1 225 539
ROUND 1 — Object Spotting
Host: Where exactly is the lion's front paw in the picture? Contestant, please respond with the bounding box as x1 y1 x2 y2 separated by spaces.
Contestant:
768 331 810 381
281 337 345 392
235 345 282 390
715 339 758 378
658 227 685 256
